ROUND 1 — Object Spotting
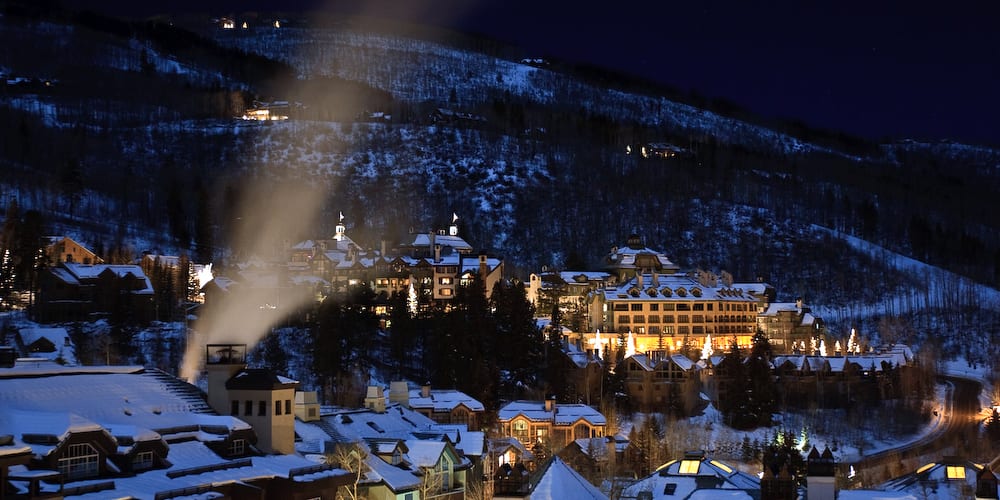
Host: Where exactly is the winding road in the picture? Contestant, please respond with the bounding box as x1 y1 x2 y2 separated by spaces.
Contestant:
845 376 985 488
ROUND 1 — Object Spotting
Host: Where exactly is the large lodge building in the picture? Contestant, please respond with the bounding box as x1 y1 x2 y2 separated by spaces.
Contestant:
530 234 828 357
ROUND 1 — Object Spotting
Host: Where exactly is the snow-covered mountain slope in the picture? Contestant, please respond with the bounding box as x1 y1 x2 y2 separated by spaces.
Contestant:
213 26 845 158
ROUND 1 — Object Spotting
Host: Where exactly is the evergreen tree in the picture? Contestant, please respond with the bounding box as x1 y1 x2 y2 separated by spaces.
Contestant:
544 303 567 401
760 430 806 489
986 408 1000 442
311 286 378 404
745 330 778 427
491 279 543 395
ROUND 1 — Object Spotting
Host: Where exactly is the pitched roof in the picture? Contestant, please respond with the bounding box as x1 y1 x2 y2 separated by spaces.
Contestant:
408 388 485 413
623 453 760 499
498 401 607 427
529 456 608 500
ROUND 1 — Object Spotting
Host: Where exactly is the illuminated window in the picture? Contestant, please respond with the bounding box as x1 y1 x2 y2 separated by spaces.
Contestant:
946 466 966 480
679 459 700 474
440 288 453 296
439 277 453 285
513 420 530 444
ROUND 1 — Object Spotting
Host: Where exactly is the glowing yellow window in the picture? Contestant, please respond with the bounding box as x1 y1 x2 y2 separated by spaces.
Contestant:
679 460 700 474
946 466 966 480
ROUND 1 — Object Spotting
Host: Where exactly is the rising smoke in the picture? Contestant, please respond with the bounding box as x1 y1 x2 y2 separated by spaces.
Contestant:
178 0 479 382
180 180 326 382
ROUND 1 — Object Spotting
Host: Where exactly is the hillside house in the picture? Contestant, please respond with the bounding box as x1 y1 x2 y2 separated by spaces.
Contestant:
43 236 102 266
35 262 154 323
15 327 76 364
497 399 607 455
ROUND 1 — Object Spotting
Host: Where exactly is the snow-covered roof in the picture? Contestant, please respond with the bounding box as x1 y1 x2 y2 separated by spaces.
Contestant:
429 424 485 458
498 401 606 427
879 459 983 499
410 233 473 252
0 366 219 434
624 453 759 499
72 440 349 499
402 439 447 468
572 437 610 461
364 452 420 491
604 243 678 272
16 327 75 364
761 302 804 315
311 405 438 444
563 342 601 369
0 363 350 496
600 274 760 303
626 353 696 372
408 388 485 413
460 257 502 274
529 456 608 499
61 263 154 294
559 271 612 283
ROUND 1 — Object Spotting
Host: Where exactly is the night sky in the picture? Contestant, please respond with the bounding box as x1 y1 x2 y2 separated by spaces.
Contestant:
70 0 1000 145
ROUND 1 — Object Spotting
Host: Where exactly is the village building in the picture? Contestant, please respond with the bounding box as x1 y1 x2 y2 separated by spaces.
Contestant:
13 327 76 365
0 359 351 499
619 353 701 416
589 270 768 356
388 381 485 430
497 399 607 456
620 450 760 499
35 262 155 323
43 236 102 266
295 386 483 500
281 213 504 309
757 298 825 353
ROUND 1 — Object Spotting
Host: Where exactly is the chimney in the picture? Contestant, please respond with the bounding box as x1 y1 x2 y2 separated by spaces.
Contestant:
389 381 410 408
434 244 442 262
364 385 386 413
544 395 556 413
637 272 643 288
204 344 247 416
380 239 387 257
806 446 837 500
479 254 488 281
421 382 431 399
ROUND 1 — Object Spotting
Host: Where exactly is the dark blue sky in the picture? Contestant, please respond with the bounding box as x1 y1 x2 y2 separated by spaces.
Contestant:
72 0 1000 145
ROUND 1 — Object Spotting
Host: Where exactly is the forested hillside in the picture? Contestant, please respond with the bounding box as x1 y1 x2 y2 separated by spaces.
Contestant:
2 6 999 366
